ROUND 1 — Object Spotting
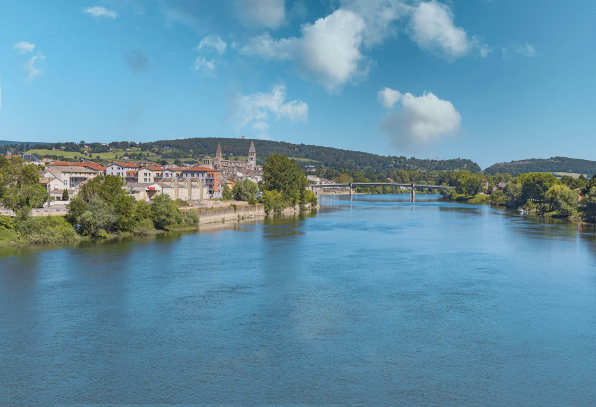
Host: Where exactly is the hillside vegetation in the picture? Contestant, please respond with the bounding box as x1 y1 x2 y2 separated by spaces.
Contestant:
485 157 596 177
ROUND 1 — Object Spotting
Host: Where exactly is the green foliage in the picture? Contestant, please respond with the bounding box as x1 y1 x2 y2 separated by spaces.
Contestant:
335 173 352 184
259 190 287 215
485 157 596 177
247 195 256 206
16 216 78 244
221 184 233 201
545 184 578 216
174 198 191 207
79 197 117 236
133 200 152 223
62 189 69 201
580 187 596 222
184 210 199 226
229 203 238 211
505 182 523 208
489 190 505 205
0 215 16 230
456 174 482 196
301 190 318 208
262 154 307 205
232 179 259 201
151 194 183 229
133 218 157 236
0 157 49 220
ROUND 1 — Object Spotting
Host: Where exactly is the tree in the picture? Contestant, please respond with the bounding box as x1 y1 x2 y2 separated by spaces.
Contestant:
62 189 69 201
221 184 233 201
174 159 182 167
490 190 505 205
456 174 482 196
151 194 182 229
232 179 259 201
505 182 523 208
545 184 578 216
335 173 352 184
517 172 559 202
259 190 286 214
0 157 49 220
580 187 596 222
262 154 308 204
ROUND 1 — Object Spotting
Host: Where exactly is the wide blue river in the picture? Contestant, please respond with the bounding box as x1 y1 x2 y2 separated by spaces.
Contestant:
1 194 596 405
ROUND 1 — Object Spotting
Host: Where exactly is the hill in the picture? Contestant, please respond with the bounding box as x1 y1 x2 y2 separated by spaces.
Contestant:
484 157 596 177
139 137 481 173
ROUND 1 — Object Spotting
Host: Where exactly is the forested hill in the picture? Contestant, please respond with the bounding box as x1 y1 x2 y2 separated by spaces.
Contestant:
141 137 481 173
484 157 596 177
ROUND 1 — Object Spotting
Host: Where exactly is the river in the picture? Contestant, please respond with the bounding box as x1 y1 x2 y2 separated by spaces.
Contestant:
1 194 595 405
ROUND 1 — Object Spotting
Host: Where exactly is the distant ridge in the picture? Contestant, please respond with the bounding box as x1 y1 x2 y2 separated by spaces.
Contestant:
484 156 596 177
0 140 47 147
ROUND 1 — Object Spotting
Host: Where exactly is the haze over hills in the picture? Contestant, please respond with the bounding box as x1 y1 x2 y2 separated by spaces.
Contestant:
484 157 596 177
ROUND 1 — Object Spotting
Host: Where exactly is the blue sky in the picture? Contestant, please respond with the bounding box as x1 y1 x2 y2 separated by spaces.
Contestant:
0 0 594 168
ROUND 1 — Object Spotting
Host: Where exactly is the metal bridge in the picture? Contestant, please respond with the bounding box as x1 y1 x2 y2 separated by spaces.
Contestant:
310 183 454 202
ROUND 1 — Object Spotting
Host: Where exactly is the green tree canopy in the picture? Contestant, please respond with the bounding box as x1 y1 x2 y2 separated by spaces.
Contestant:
262 154 307 204
0 157 49 219
232 179 259 201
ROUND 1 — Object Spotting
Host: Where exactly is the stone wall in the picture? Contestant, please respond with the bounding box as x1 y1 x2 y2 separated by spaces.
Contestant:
194 204 266 225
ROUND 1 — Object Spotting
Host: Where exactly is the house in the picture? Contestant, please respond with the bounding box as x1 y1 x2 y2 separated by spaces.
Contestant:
39 176 65 192
106 162 139 179
481 180 489 190
162 167 183 180
181 166 220 198
127 178 207 202
138 166 164 183
307 175 321 185
126 171 138 183
497 181 507 189
43 166 100 189
50 161 106 172
22 153 40 163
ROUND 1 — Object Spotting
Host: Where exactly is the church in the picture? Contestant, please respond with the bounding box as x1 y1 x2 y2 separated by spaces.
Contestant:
202 141 257 170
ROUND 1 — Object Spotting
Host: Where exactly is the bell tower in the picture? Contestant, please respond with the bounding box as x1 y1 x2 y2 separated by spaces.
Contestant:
248 141 256 168
214 143 222 169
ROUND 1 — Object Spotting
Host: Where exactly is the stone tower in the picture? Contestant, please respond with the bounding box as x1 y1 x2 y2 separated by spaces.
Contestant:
248 141 256 168
202 156 213 169
214 143 222 169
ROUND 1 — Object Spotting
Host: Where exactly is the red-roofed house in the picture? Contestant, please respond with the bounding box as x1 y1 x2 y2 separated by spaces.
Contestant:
138 166 164 183
106 162 139 179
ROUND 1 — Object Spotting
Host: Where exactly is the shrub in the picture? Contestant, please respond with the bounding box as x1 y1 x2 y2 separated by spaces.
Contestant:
229 203 238 211
185 210 199 226
232 179 259 201
489 190 505 205
301 190 318 208
174 198 191 207
133 218 158 236
0 215 15 231
151 194 183 229
221 184 233 201
16 216 78 244
259 190 286 215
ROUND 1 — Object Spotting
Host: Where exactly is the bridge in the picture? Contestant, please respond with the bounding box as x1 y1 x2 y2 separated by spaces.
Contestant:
309 183 454 202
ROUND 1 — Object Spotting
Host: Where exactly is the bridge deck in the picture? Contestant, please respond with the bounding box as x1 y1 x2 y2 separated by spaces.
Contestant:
310 183 454 190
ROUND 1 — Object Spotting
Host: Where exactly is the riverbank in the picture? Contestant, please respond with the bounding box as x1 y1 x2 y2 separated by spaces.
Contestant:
0 203 318 248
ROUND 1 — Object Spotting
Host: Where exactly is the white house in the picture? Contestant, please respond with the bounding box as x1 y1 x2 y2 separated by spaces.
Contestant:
106 162 139 179
138 166 163 183
43 166 100 189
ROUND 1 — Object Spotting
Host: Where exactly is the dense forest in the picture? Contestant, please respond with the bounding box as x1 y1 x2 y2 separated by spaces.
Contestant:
17 137 481 173
485 157 596 177
142 138 481 173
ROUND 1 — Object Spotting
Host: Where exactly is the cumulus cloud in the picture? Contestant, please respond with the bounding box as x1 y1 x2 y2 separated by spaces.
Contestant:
14 41 35 54
378 87 402 109
502 43 537 60
196 35 227 54
125 49 148 75
233 84 307 139
234 0 286 29
192 57 216 76
83 6 119 19
24 53 45 78
408 0 488 61
379 89 462 150
242 9 367 92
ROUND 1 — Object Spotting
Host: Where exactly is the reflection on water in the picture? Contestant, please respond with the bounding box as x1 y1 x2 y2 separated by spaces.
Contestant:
1 194 596 405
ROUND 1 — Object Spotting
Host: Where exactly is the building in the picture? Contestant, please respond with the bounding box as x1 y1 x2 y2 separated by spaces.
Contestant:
138 166 164 183
162 167 183 180
106 162 139 178
128 178 207 202
43 166 101 189
181 166 220 198
211 141 257 170
39 176 65 192
50 161 106 172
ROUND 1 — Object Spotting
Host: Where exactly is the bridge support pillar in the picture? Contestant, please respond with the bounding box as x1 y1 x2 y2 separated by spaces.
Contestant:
411 184 415 202
349 183 353 197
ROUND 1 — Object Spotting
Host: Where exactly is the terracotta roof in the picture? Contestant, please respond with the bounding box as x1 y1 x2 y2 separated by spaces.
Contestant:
46 165 98 173
182 166 219 172
39 177 56 184
143 166 164 171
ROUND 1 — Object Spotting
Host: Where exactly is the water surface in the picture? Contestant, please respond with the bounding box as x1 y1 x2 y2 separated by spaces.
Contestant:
1 195 596 405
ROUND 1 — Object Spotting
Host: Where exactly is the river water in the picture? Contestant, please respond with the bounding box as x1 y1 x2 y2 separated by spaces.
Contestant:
1 194 596 405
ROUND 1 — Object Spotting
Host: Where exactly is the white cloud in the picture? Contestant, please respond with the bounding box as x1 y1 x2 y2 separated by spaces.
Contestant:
234 0 286 29
192 57 215 76
408 0 488 61
196 35 227 54
234 84 307 139
83 6 119 19
502 43 537 60
24 53 46 78
14 41 35 54
340 0 410 47
242 9 367 92
378 87 402 109
379 90 461 150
